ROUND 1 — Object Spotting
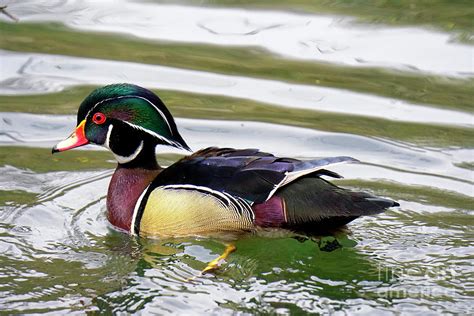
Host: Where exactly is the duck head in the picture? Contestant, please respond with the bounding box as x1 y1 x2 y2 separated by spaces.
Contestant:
52 84 190 168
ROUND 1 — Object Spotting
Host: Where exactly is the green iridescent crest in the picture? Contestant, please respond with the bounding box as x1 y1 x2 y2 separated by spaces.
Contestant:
78 84 189 150
95 97 174 140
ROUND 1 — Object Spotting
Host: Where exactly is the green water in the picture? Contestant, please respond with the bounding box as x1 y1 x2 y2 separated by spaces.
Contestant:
0 1 473 314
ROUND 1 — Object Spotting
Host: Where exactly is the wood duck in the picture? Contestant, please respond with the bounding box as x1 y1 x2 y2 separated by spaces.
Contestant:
52 84 398 272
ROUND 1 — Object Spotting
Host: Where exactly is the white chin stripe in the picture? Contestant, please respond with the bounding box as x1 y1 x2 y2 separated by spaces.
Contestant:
113 140 144 164
105 124 144 164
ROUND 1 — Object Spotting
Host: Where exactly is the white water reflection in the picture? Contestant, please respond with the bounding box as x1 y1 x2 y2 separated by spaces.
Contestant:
3 0 473 77
1 112 472 197
1 50 472 127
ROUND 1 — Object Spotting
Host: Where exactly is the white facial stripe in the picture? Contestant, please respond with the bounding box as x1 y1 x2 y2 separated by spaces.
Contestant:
105 123 147 164
86 94 173 135
104 124 113 149
112 140 144 164
133 95 173 135
86 94 186 149
107 121 184 153
104 122 183 165
86 96 118 121
122 121 186 150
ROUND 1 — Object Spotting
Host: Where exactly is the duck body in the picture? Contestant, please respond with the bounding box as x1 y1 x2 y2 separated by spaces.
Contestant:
53 84 399 241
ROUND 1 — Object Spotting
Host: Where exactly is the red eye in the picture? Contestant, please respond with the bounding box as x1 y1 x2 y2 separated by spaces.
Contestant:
92 112 106 125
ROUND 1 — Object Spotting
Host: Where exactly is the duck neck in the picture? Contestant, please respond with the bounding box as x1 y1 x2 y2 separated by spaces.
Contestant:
106 147 161 233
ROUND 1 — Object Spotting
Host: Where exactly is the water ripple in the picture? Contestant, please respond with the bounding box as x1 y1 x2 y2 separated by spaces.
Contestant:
1 112 472 196
5 0 473 77
1 50 472 126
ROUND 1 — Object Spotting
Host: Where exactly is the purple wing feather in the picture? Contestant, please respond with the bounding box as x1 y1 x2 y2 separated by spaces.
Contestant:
151 147 357 203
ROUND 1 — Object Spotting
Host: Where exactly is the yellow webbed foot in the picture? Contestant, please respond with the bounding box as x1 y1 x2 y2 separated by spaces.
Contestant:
186 243 236 282
201 243 236 274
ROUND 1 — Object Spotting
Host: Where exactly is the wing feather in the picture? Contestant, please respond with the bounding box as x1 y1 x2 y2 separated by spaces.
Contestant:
151 147 357 204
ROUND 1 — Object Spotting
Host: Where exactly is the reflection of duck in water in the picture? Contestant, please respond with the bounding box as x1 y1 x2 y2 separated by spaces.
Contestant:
53 83 398 274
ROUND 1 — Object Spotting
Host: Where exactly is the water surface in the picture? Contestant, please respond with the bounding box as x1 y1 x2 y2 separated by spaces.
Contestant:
6 0 473 77
0 0 473 314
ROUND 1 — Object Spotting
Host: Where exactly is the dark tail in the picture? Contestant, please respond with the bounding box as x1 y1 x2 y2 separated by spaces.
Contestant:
348 191 399 216
275 176 399 235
